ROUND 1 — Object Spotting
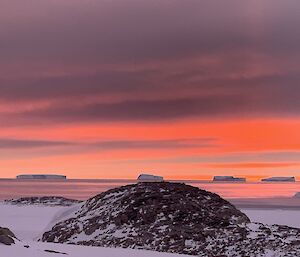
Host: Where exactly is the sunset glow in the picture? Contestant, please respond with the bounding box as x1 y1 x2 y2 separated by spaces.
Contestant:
0 0 300 180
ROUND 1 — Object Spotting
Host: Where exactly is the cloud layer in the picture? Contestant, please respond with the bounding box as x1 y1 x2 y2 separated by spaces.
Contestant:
1 1 300 178
0 0 299 125
0 138 70 149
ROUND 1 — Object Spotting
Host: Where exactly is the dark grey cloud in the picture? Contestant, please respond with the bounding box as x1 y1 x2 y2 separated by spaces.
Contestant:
90 138 217 150
0 138 70 149
1 0 299 63
0 70 155 101
0 138 217 158
0 0 300 124
1 81 299 125
16 96 244 122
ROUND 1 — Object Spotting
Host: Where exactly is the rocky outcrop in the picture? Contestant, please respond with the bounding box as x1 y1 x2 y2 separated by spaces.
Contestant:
0 227 17 245
41 182 300 256
4 196 82 207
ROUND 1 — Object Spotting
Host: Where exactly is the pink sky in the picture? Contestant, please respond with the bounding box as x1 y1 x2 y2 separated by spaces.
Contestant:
0 0 300 179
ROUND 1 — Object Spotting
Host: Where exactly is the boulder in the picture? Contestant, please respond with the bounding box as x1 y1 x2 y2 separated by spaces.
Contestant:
0 227 16 245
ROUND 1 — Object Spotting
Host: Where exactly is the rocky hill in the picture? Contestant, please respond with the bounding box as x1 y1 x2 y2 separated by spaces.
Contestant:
4 196 82 206
41 182 300 256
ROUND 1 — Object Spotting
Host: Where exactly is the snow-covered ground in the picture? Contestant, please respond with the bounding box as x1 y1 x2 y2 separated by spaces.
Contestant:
0 203 67 240
1 202 300 257
0 241 190 257
242 209 300 228
0 203 189 257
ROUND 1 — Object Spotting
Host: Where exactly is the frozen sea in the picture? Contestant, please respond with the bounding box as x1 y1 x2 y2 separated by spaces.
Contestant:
1 179 300 200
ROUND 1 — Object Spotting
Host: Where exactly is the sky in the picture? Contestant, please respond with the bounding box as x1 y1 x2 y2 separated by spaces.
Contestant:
1 0 300 179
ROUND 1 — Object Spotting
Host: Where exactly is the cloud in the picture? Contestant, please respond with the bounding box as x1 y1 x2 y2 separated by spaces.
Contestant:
0 138 70 149
204 162 300 169
90 138 217 150
0 1 300 125
1 0 300 63
0 137 217 152
111 151 300 164
0 82 298 125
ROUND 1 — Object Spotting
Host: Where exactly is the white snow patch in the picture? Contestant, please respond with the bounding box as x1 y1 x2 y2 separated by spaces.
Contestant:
242 209 300 228
0 242 189 257
0 203 67 240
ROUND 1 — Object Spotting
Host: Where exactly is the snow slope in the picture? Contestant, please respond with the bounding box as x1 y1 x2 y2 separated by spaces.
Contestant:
0 202 188 257
0 242 190 257
0 203 68 240
242 209 300 228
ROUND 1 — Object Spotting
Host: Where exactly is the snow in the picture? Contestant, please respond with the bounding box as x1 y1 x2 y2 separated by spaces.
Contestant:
0 242 190 257
43 203 83 233
1 200 300 257
0 203 67 240
0 202 188 257
242 209 300 228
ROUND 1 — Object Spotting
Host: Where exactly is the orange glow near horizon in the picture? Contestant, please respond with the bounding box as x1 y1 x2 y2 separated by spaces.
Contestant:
0 118 300 180
0 118 300 148
204 162 300 169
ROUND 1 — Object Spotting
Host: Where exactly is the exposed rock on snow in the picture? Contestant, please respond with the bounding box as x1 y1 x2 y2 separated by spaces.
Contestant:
44 249 68 255
41 182 300 256
0 227 17 245
4 197 82 207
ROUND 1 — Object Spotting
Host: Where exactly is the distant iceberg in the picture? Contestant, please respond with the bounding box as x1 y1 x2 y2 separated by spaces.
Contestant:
261 177 296 182
213 176 246 182
137 174 164 182
16 174 67 180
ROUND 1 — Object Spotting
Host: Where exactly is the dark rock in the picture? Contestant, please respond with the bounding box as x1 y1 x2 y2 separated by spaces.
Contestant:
0 235 14 245
0 227 16 245
0 227 16 238
4 196 82 206
44 249 68 255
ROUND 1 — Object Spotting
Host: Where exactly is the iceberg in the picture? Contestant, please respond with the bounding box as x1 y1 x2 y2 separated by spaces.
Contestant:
137 174 164 182
261 177 295 182
16 174 67 180
213 176 246 182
